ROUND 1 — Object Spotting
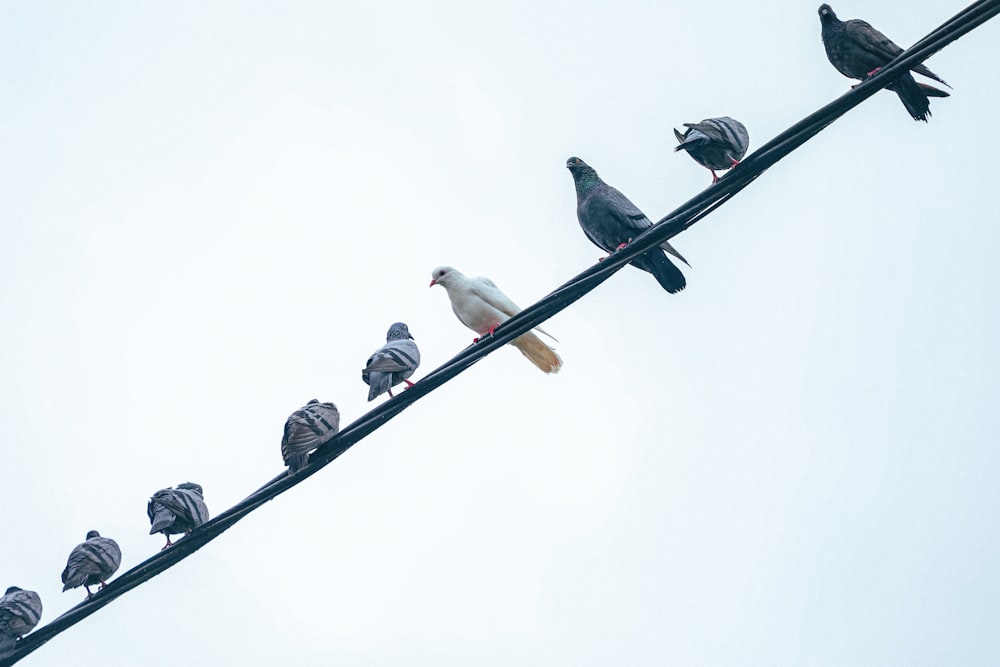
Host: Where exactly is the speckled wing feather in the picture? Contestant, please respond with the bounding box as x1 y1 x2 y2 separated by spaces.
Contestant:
61 532 121 592
281 399 340 472
363 325 421 401
147 484 209 536
0 587 42 659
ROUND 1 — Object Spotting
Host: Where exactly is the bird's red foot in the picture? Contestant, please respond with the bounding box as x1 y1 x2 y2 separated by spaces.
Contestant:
730 158 740 167
473 325 499 343
866 66 882 78
404 379 415 388
388 387 395 397
711 170 720 184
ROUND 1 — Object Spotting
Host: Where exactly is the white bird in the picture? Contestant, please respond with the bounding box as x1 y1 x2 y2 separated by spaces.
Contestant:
429 266 562 374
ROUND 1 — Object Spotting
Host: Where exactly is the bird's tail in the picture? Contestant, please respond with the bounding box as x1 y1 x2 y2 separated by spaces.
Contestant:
366 371 391 401
511 332 563 374
661 240 690 267
673 127 707 152
631 250 687 294
0 633 17 660
148 507 175 535
286 452 308 474
889 73 933 121
916 82 950 98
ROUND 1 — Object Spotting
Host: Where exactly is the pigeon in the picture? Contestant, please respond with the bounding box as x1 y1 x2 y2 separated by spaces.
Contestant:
362 322 421 401
818 4 951 121
0 586 42 660
673 116 749 183
429 266 562 374
566 157 689 294
61 531 121 598
281 399 340 473
147 482 210 550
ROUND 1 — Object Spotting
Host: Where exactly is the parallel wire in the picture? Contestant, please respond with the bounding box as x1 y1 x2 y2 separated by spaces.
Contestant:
4 1 997 663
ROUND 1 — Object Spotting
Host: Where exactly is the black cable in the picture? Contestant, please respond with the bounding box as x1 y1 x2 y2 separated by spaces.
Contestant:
4 2 996 663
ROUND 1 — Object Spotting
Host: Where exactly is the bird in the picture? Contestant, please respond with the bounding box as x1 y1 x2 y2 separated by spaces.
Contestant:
818 4 951 121
673 116 749 183
566 157 689 294
147 482 210 550
0 586 42 660
362 322 421 401
429 266 562 374
61 531 121 598
281 399 340 473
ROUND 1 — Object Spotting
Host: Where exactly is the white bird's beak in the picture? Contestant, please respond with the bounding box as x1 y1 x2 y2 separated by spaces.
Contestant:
429 279 437 287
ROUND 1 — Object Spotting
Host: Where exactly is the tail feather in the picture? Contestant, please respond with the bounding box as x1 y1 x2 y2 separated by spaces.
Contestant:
286 452 308 473
366 371 391 401
631 250 686 294
148 507 175 535
511 332 562 374
916 82 949 98
0 634 16 660
890 73 932 121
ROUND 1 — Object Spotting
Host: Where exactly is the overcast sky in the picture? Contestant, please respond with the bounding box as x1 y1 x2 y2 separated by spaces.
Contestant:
2 1 999 665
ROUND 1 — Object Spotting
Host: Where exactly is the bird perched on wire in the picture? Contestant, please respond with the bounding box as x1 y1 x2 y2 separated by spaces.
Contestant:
281 399 340 473
362 322 421 401
0 586 42 660
430 266 562 374
61 531 121 598
818 4 950 121
147 482 210 550
673 116 749 183
566 157 689 294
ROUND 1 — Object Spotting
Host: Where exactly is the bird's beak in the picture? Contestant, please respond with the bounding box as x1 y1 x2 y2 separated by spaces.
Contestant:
408 333 414 340
429 279 437 287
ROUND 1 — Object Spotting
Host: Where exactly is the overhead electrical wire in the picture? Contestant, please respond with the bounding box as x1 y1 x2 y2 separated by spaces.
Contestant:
4 1 997 663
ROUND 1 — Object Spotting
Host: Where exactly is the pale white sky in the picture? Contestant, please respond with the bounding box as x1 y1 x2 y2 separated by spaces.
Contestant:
2 2 999 665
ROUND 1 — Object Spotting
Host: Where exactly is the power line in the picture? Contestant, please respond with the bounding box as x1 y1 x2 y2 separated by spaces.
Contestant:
4 1 997 663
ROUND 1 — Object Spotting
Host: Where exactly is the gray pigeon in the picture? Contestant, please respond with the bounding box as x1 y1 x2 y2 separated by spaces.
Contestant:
61 531 121 598
362 322 421 401
818 4 950 121
147 482 210 550
566 157 689 294
673 116 749 183
281 399 340 473
0 586 42 660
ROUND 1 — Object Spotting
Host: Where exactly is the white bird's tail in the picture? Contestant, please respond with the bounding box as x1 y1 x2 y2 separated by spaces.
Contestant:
511 332 563 374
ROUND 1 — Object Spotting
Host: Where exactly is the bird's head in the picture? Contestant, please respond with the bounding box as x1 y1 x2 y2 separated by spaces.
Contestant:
429 266 457 288
178 482 204 495
566 156 601 193
86 530 101 540
387 322 413 340
818 4 837 23
4 586 23 595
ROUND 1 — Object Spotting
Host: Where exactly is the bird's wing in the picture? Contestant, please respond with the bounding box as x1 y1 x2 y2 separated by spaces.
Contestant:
604 186 653 233
469 277 522 318
847 18 904 62
366 340 419 373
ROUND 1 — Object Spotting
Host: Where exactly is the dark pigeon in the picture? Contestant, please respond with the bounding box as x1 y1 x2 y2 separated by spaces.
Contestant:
0 586 43 660
818 4 950 121
281 399 340 473
566 157 688 294
362 322 421 401
147 482 210 550
674 116 749 183
61 530 121 598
